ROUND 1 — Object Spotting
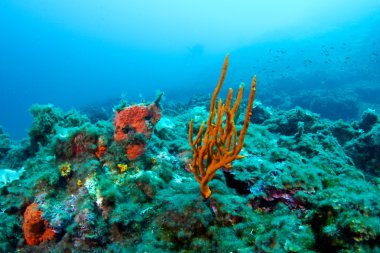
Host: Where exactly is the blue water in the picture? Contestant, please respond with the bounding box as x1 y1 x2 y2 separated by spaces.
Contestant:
1 1 380 139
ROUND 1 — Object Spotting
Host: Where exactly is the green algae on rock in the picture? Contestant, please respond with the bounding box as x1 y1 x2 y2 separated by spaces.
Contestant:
0 101 379 252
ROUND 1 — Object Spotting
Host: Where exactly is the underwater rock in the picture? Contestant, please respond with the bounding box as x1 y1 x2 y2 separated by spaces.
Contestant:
0 127 11 160
355 84 380 104
330 120 358 145
306 173 380 252
0 211 21 251
265 107 320 135
295 90 359 120
153 190 214 251
345 123 380 176
1 139 31 169
249 186 306 212
186 94 211 109
250 101 272 124
80 101 115 123
28 104 63 153
155 116 175 136
1 95 380 252
61 109 90 129
0 167 24 188
357 108 379 132
53 123 112 160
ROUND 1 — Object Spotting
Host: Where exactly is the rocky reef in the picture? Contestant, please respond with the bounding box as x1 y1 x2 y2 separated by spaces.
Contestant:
0 97 379 252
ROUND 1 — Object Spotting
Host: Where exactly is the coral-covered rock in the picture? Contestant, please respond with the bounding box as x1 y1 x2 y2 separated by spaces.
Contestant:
249 187 306 212
0 126 11 160
345 124 380 176
357 109 378 132
294 90 359 120
22 203 55 245
265 107 320 136
95 135 107 158
330 120 358 145
2 93 380 253
114 102 161 160
29 104 63 153
250 102 272 124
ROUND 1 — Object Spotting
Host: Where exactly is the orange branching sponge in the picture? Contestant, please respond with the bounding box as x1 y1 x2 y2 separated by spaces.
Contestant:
188 55 256 199
22 203 55 245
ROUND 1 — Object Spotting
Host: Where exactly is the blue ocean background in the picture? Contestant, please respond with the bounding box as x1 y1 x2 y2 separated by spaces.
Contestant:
1 0 380 140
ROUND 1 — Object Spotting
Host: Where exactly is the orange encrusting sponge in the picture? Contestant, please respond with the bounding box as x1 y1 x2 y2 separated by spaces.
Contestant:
22 203 55 245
